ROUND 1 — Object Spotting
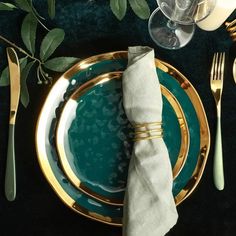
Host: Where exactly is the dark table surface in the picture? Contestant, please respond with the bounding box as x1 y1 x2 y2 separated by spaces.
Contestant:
0 1 236 235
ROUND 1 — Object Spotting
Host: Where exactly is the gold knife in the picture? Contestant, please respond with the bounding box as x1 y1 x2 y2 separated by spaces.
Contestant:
5 47 20 201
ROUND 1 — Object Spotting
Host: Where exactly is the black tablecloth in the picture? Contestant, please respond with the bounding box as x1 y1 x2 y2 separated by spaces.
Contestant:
0 1 236 235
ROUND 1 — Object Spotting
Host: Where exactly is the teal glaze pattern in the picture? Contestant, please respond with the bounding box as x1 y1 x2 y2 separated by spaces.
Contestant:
45 57 200 221
48 138 122 218
65 78 181 201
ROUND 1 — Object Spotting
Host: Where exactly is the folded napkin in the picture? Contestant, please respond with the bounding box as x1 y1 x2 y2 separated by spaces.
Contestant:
122 46 178 236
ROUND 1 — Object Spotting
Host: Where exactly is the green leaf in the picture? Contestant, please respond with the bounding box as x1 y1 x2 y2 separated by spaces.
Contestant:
40 28 65 61
110 0 127 20
19 57 28 72
47 0 55 19
15 0 31 12
0 2 17 11
21 13 38 55
0 57 27 86
128 0 150 19
20 61 35 107
44 57 79 72
0 66 10 86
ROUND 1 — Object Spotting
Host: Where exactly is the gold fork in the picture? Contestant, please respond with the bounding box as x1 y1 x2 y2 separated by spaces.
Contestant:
210 52 225 190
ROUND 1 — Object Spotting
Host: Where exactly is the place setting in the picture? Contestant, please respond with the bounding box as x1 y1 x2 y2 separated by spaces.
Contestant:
0 0 235 235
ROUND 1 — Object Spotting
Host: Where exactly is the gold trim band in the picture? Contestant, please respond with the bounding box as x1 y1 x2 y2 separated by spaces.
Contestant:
133 121 162 128
134 128 162 134
133 135 163 142
133 122 163 141
9 110 16 125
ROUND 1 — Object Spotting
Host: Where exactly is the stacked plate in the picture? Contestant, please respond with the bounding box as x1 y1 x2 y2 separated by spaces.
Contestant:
35 51 210 226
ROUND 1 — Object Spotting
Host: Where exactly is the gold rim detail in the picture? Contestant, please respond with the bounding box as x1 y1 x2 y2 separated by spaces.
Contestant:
154 59 211 205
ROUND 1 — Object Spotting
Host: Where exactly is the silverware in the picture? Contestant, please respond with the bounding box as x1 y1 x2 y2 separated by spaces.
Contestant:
233 57 236 83
5 47 20 201
225 18 236 41
210 52 225 191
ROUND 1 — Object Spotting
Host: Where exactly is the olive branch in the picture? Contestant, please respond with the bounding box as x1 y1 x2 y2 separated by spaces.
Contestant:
0 0 150 107
0 0 79 107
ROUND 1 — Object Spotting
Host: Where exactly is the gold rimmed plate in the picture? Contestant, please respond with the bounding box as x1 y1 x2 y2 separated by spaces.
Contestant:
55 71 189 206
35 51 210 226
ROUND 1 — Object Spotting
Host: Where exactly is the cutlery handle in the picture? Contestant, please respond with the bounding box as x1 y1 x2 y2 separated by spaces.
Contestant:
5 124 16 201
213 115 224 190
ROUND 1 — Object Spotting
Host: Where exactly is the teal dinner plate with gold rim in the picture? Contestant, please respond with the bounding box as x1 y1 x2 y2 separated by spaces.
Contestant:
35 51 210 226
55 71 189 206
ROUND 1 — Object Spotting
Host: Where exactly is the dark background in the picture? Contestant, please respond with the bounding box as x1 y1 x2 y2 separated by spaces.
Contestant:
0 1 236 235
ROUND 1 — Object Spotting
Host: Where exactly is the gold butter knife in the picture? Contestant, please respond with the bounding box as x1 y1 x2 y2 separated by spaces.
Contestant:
5 47 20 201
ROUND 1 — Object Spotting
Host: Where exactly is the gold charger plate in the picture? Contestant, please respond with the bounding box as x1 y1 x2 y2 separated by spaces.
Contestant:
35 51 210 226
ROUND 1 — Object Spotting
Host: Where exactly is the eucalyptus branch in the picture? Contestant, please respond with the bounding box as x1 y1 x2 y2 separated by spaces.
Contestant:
0 34 42 64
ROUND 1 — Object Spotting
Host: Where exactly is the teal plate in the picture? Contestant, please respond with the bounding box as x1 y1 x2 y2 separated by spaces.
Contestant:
56 71 189 206
35 51 210 226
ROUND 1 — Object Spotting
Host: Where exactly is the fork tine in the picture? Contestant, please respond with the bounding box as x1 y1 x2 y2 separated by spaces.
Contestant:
215 53 219 80
220 52 225 81
217 52 222 80
211 53 217 80
211 52 225 81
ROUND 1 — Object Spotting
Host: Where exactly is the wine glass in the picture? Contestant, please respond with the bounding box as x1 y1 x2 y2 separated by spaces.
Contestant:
148 0 216 49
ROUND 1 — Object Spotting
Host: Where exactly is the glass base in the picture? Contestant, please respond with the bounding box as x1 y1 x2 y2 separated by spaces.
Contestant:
148 8 195 50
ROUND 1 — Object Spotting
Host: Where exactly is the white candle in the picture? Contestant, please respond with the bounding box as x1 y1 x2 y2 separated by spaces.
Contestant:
197 0 236 31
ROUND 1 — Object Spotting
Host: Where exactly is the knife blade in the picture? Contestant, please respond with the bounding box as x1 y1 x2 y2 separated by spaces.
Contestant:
233 57 236 84
5 47 20 201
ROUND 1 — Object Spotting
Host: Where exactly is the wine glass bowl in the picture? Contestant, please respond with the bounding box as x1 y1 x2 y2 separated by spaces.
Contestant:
148 8 195 49
148 0 216 49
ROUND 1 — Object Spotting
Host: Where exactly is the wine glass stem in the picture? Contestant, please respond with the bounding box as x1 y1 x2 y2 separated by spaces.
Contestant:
167 20 178 30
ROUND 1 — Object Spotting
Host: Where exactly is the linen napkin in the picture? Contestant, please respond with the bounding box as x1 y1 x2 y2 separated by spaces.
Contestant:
122 46 178 236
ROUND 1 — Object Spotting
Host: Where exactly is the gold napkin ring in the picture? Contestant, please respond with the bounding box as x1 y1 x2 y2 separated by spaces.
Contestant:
133 121 163 141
